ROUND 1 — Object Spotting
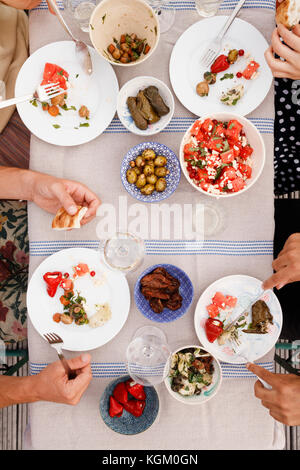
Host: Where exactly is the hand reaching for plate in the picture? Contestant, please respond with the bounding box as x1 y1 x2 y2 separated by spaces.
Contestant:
30 172 101 225
247 362 300 426
263 233 300 290
265 23 300 79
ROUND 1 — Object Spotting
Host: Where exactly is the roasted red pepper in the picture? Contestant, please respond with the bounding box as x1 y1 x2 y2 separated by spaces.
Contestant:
123 399 146 417
205 317 224 343
43 272 62 297
113 382 128 405
210 54 230 74
109 396 123 418
125 380 146 400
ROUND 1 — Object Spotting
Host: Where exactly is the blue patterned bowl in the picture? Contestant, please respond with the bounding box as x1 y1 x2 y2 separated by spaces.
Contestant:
134 264 194 323
121 142 181 203
99 375 159 435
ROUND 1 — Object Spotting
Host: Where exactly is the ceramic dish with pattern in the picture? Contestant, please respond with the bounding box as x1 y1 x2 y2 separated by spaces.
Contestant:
121 142 181 203
164 344 222 405
194 275 283 364
117 76 174 136
134 264 194 323
99 375 159 435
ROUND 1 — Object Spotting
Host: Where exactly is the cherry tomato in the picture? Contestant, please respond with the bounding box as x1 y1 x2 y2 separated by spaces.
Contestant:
90 271 96 277
238 49 244 56
236 72 242 78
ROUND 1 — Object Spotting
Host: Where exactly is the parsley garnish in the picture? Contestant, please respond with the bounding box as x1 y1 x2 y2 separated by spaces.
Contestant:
220 73 234 81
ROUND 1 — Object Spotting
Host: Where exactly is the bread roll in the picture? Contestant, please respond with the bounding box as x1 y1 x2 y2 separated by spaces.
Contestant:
52 205 87 230
276 0 300 29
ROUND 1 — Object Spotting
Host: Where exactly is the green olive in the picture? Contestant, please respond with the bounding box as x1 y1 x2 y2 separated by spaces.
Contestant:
135 174 146 188
135 155 145 168
155 178 167 192
155 166 168 177
141 184 155 195
227 49 239 64
146 174 158 185
126 169 138 184
143 164 155 176
154 156 167 167
142 149 156 160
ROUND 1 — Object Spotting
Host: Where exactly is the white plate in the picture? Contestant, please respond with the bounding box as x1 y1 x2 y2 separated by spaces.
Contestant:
194 275 283 364
117 76 174 136
169 17 273 117
15 41 119 146
27 248 130 351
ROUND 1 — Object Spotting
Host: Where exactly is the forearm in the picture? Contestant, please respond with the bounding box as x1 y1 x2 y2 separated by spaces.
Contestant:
0 167 36 201
0 375 39 408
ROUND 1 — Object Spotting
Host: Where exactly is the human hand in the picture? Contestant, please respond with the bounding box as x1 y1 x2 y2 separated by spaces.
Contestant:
32 354 92 405
265 24 300 79
263 233 300 290
30 171 101 225
247 362 300 426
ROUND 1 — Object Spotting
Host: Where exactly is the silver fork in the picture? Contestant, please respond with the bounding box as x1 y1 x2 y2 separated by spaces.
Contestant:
199 0 246 68
0 82 64 110
44 333 77 380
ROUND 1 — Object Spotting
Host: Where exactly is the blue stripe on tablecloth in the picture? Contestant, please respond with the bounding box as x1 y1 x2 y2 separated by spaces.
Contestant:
103 118 274 135
29 360 275 378
29 240 274 256
32 0 275 12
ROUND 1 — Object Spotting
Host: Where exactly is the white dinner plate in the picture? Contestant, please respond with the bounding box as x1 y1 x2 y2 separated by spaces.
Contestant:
15 41 119 146
194 275 283 364
27 248 130 351
169 17 273 117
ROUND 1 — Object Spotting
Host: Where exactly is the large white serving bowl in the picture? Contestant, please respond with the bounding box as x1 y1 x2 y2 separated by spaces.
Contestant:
179 112 266 198
164 344 222 405
89 0 160 67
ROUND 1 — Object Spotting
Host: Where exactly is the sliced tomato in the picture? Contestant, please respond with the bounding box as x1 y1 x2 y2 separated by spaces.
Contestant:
231 177 245 192
212 291 227 309
225 295 238 308
206 303 220 318
195 168 209 182
200 181 209 192
220 149 234 164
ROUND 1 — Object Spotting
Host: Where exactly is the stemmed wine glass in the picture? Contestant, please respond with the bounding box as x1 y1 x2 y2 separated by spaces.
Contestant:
100 231 145 274
126 326 172 386
147 0 175 34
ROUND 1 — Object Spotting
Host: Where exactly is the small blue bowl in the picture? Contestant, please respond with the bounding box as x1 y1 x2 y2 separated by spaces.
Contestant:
99 375 159 435
134 264 194 323
120 142 181 203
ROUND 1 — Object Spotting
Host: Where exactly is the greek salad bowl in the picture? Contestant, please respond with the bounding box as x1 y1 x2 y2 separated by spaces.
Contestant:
179 112 265 198
164 344 222 405
89 0 160 67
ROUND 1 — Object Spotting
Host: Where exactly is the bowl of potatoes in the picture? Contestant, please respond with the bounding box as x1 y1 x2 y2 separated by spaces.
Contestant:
121 142 181 202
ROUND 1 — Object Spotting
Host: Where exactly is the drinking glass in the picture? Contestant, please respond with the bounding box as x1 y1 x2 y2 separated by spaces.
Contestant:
193 202 226 238
101 232 145 274
0 81 6 102
126 326 172 386
64 0 97 32
147 0 175 34
195 0 222 17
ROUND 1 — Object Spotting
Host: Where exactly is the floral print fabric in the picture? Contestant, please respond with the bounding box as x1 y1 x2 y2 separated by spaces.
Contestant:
0 200 28 344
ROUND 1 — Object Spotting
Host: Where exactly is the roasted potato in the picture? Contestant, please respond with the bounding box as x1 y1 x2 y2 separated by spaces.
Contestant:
146 174 158 185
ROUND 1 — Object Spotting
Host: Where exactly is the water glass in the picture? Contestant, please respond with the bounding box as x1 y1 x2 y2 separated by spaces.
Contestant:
147 0 175 34
64 0 97 32
195 0 222 17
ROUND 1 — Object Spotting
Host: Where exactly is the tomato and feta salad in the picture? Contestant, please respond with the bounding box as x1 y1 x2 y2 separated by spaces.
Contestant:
183 118 254 195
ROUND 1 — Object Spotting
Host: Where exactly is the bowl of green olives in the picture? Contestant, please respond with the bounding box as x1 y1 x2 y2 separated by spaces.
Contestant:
121 142 181 202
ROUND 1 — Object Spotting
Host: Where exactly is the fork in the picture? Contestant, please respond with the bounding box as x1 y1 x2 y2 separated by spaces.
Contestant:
0 82 64 110
236 342 272 390
199 0 246 68
44 333 77 380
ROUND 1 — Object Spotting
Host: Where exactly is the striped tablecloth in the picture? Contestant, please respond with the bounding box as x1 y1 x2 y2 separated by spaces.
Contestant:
26 0 285 449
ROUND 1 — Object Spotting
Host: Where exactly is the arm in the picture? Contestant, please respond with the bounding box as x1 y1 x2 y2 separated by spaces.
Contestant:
0 354 92 408
2 0 55 12
0 166 101 225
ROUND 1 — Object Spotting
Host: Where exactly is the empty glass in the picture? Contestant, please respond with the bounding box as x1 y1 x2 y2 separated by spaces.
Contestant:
64 0 97 32
147 0 175 34
195 0 222 17
101 232 145 274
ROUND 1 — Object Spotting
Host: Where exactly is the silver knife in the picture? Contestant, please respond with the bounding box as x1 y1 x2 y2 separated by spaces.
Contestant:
47 0 93 75
223 289 265 333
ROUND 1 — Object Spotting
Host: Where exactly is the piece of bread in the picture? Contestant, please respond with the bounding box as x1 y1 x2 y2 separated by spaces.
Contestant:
276 0 300 29
52 205 88 230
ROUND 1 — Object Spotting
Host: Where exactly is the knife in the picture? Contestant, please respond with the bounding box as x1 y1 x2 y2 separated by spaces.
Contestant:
222 289 265 333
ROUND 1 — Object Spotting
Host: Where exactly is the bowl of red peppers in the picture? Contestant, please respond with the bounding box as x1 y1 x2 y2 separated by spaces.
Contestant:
100 375 159 435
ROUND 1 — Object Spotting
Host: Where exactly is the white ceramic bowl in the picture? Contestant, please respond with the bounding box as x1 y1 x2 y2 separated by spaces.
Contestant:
89 0 160 67
164 344 222 405
117 76 174 135
179 112 266 198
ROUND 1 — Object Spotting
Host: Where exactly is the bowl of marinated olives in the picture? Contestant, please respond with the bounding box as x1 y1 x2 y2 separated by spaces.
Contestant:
121 142 181 202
